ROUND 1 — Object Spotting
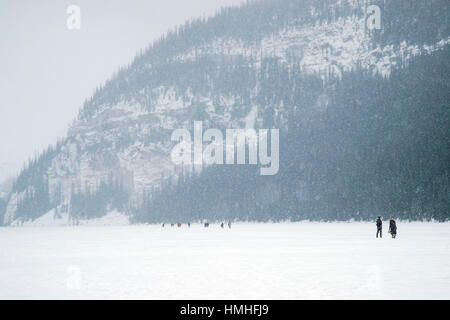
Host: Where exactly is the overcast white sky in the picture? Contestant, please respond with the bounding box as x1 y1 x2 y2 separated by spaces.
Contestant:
0 0 245 183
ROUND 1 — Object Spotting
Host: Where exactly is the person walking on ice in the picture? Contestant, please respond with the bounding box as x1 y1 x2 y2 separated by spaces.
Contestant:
376 216 383 238
389 217 397 239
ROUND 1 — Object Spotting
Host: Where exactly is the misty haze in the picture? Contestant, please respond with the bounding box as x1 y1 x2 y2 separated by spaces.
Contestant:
0 0 449 301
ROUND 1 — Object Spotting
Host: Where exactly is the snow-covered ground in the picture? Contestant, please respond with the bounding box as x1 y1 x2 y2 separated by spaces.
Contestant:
10 210 130 227
0 222 449 299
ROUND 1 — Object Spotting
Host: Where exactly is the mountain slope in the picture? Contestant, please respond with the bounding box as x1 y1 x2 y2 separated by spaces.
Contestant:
2 0 449 225
135 47 449 223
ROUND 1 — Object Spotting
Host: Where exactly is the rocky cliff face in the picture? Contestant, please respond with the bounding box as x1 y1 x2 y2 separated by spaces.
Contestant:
3 0 449 225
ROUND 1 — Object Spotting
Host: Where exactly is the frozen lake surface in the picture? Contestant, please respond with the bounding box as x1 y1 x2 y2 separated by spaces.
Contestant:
0 222 449 299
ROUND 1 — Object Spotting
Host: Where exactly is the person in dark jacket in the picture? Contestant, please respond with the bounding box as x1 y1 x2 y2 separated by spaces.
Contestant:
389 217 397 239
376 216 383 238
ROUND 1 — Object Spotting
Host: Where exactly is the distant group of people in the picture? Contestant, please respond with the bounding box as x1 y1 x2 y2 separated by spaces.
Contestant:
162 223 187 227
376 216 397 238
163 218 398 237
221 221 232 229
162 221 231 228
